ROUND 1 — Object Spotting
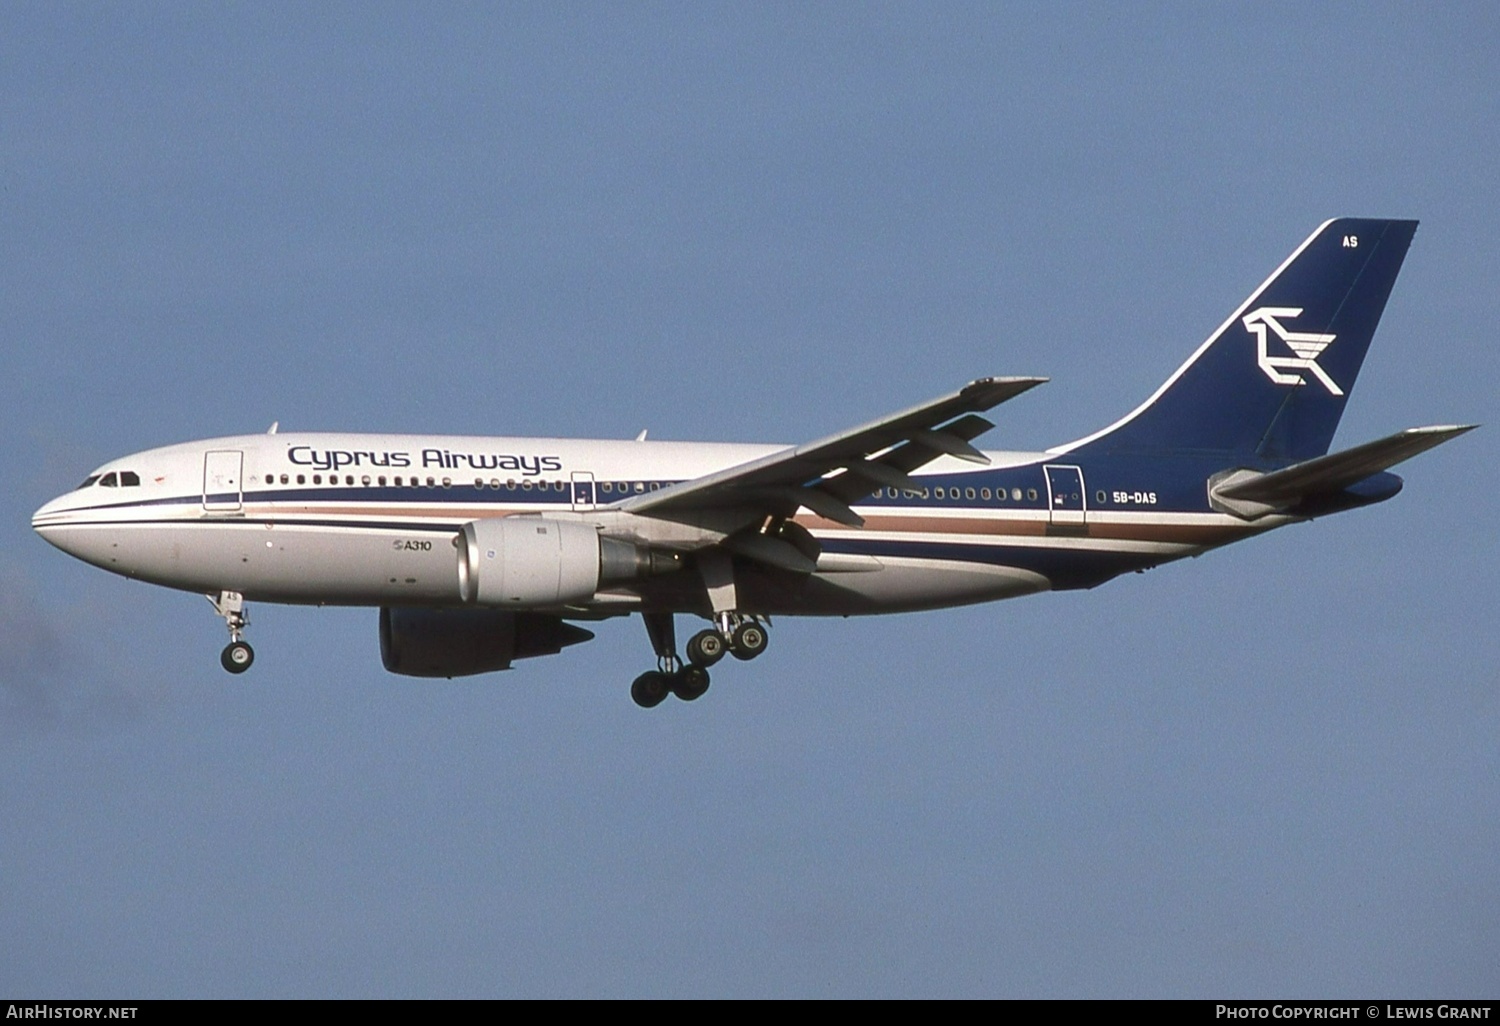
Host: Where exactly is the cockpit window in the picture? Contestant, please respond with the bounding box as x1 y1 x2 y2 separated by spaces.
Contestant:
99 472 119 487
120 471 141 487
78 475 100 489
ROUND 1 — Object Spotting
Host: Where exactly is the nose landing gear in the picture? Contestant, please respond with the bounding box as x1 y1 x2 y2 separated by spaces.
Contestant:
208 591 254 674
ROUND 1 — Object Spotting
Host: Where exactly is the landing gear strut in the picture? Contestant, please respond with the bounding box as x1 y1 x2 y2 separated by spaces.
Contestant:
629 553 772 708
699 552 769 662
208 590 254 674
632 612 714 708
630 610 770 708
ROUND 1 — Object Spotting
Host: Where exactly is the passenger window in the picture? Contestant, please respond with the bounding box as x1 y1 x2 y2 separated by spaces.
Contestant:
280 474 289 485
966 487 976 500
935 487 945 499
378 476 387 487
313 474 322 484
362 476 371 486
522 479 533 491
1011 488 1022 501
100 473 118 487
297 474 306 485
426 477 436 487
346 475 355 486
1027 488 1038 501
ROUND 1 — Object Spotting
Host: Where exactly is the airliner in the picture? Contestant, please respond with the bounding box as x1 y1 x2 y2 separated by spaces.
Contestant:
32 218 1473 707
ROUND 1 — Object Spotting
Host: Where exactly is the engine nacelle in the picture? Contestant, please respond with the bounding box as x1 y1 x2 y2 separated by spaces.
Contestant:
457 517 680 607
458 517 602 606
379 606 594 677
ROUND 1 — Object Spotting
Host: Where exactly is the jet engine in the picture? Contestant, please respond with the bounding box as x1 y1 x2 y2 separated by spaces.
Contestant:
379 606 594 677
457 516 678 606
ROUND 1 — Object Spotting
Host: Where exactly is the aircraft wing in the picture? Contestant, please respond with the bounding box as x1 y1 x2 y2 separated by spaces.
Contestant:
616 377 1047 533
1210 424 1476 518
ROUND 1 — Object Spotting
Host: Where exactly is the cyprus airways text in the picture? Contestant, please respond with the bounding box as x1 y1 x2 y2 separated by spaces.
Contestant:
287 447 563 476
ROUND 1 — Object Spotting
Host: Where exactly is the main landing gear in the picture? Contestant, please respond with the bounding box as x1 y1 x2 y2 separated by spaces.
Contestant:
631 611 768 709
208 590 254 674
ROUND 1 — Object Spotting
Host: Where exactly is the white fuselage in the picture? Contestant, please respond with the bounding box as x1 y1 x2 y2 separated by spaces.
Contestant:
32 431 1259 619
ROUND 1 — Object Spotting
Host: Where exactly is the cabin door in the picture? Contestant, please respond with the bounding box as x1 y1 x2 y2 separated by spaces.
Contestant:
1044 464 1086 526
570 471 597 512
203 450 244 512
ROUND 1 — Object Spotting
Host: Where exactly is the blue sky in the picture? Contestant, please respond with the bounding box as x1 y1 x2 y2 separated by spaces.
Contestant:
2 3 1495 997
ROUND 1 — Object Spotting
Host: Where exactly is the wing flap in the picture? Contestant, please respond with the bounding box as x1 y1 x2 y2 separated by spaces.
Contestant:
722 532 820 574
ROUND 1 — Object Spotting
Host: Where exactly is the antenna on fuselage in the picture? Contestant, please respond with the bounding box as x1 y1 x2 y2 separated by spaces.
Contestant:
635 429 648 441
267 421 279 435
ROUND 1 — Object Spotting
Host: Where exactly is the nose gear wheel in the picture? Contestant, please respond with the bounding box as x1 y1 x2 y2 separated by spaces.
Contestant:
221 641 255 673
208 591 256 675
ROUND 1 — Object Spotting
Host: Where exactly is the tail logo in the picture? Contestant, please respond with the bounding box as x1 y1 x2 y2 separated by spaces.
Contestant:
1243 306 1344 396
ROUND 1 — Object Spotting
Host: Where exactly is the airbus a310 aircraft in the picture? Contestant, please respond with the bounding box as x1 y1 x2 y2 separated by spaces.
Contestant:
33 218 1473 707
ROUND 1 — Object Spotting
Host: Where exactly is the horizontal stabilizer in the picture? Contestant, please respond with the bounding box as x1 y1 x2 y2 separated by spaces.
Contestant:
1210 424 1476 518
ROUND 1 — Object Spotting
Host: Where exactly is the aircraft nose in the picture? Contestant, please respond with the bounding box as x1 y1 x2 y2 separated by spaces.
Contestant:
32 494 71 546
31 492 112 567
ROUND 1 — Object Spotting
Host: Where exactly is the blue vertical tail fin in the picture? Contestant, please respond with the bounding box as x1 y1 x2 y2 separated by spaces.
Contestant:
1058 218 1419 461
